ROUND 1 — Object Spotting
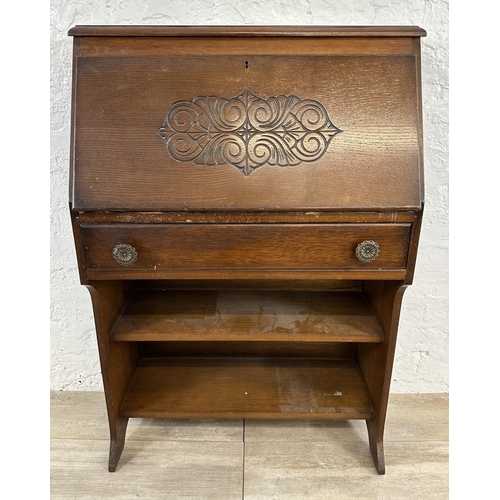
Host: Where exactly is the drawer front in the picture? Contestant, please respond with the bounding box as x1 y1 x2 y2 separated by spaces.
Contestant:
80 223 410 272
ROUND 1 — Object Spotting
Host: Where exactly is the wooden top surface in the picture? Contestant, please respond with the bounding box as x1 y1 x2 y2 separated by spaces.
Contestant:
68 25 427 37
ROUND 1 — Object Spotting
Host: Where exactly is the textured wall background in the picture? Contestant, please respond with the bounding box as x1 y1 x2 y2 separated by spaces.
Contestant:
50 0 449 392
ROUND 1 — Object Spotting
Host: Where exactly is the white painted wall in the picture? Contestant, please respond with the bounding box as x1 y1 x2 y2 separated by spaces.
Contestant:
50 0 449 392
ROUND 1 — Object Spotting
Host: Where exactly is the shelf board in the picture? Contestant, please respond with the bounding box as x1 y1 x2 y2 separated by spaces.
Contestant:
111 290 384 343
120 358 374 420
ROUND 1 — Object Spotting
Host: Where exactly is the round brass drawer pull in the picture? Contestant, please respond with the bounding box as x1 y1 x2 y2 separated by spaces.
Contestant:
112 243 138 266
355 240 380 263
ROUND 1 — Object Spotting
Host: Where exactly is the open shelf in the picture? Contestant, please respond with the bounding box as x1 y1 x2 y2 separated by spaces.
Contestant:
111 290 384 343
120 358 374 420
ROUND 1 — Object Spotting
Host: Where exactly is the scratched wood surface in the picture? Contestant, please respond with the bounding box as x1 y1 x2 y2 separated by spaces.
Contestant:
110 290 384 342
119 358 374 420
50 391 447 499
77 211 416 224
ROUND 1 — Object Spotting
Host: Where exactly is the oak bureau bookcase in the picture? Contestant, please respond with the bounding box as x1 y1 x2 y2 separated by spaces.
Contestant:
68 25 426 474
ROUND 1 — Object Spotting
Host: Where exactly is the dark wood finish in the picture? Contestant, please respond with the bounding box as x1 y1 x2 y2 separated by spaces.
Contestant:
71 50 422 211
86 268 408 281
133 278 362 291
404 207 424 285
139 341 357 360
120 358 374 419
69 210 88 285
75 37 415 58
110 290 384 343
80 223 411 273
357 281 407 474
69 25 427 37
366 419 385 474
68 25 426 474
85 281 137 471
77 211 416 224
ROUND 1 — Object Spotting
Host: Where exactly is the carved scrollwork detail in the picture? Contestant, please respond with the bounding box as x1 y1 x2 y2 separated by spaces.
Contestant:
157 88 342 176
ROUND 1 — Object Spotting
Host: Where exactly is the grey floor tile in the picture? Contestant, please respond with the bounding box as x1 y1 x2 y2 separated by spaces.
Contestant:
51 438 244 500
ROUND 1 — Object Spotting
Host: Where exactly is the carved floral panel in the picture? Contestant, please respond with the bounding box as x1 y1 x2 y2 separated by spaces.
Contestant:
157 88 341 176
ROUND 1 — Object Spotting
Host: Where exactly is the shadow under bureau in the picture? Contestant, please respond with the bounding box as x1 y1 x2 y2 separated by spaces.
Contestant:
68 25 426 474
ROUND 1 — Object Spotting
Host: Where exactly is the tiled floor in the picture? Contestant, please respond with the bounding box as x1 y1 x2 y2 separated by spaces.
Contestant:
51 392 448 499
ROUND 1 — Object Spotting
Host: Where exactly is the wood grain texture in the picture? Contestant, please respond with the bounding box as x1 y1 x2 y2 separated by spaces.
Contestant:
85 280 138 471
110 290 384 343
67 26 426 474
76 36 415 58
72 53 421 211
80 223 411 272
357 280 408 473
85 268 408 281
69 210 88 285
358 281 407 422
120 358 374 420
139 341 357 360
133 278 362 291
77 211 417 224
405 205 424 284
69 25 427 37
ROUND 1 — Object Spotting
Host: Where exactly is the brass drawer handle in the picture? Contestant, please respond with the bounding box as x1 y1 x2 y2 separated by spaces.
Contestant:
355 240 380 263
112 243 138 266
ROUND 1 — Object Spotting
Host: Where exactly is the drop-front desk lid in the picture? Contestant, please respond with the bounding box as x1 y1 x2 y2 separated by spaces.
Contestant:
69 26 426 212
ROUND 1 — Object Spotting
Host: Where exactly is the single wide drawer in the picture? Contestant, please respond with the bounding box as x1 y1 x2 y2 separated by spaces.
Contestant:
80 223 410 272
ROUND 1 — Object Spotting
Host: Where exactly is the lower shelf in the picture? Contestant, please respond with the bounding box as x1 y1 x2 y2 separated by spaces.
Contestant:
120 358 374 420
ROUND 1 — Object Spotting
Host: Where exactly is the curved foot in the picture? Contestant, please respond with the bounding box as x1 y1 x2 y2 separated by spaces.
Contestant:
108 417 129 472
366 419 385 475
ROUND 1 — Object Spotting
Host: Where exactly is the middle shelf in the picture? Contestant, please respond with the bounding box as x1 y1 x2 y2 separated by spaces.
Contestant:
110 289 384 343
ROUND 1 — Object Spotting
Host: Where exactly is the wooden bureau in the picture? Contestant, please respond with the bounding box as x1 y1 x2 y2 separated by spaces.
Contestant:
68 25 426 474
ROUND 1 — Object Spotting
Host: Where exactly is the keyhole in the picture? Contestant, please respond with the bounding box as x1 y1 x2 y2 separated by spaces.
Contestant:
244 60 249 69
